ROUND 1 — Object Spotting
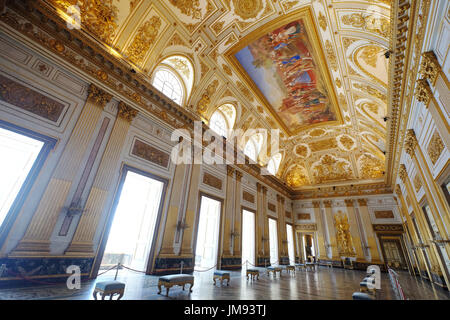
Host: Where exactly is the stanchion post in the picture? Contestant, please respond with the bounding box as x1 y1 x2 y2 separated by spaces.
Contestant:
114 263 120 280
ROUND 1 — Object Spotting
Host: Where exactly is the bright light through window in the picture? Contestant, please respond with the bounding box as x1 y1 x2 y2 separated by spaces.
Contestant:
244 140 257 162
209 111 228 138
268 218 278 265
286 224 295 265
0 128 44 227
267 153 282 175
152 69 183 105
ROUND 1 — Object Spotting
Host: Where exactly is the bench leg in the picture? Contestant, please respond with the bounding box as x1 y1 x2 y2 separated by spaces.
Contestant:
157 282 162 294
166 287 170 297
189 281 194 293
182 284 185 291
117 291 124 300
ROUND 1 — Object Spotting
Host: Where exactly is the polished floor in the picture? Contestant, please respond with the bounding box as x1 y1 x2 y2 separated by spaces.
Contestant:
0 266 449 300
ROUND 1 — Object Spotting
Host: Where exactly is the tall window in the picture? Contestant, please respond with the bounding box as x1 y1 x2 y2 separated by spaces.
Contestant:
286 224 295 265
267 153 282 175
152 69 183 105
244 133 262 162
0 126 48 229
209 104 236 138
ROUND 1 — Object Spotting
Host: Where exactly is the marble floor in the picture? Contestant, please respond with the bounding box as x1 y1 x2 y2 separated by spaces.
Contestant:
0 266 448 300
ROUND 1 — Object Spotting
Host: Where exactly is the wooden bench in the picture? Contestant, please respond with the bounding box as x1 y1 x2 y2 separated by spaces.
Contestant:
157 274 194 296
266 266 282 277
213 270 230 286
246 268 260 280
93 280 125 300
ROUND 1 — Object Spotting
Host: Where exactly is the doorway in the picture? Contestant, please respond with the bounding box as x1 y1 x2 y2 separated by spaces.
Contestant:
100 169 165 274
303 234 315 262
268 217 278 265
242 209 255 267
194 195 221 270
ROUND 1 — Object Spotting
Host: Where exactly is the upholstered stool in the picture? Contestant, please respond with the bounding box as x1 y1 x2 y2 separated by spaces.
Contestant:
157 274 194 297
266 266 282 277
295 263 306 271
360 277 376 295
285 265 295 275
213 270 230 286
305 262 315 271
93 281 125 300
246 268 260 280
352 292 375 300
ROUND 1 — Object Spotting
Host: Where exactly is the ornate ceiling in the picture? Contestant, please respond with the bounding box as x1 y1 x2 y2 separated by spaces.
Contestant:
49 0 391 190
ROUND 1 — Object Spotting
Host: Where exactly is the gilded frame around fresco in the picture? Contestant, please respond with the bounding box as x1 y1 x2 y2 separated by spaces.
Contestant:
225 6 343 137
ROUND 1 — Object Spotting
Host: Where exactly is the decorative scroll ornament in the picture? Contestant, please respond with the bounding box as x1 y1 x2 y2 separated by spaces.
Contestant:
197 80 219 115
415 79 432 106
341 13 390 38
334 211 356 256
53 0 119 44
232 0 264 20
413 174 423 192
117 101 138 122
404 129 417 157
169 0 202 19
312 154 353 183
398 164 408 183
427 130 444 165
395 184 402 198
358 153 385 179
286 164 309 187
125 16 162 65
318 12 327 31
87 84 113 108
324 40 338 71
420 51 440 84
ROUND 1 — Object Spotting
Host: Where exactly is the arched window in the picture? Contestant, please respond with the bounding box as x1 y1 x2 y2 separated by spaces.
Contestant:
267 153 282 175
152 55 194 106
244 133 263 162
152 69 183 105
209 104 236 138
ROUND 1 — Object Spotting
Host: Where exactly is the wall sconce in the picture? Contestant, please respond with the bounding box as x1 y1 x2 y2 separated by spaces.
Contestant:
63 205 86 216
175 221 189 231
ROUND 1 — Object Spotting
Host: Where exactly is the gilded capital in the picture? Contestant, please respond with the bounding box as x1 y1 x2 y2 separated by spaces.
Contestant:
420 51 440 85
87 84 112 108
399 164 408 183
404 129 417 157
415 79 432 106
323 200 332 208
236 171 243 181
357 198 367 206
395 184 402 197
344 199 354 207
312 201 320 208
118 101 138 122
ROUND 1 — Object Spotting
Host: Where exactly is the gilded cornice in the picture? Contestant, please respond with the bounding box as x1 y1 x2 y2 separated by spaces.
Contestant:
235 170 243 181
344 199 354 207
388 0 432 190
323 200 332 208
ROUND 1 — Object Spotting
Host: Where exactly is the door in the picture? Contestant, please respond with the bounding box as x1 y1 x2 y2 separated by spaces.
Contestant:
242 209 255 267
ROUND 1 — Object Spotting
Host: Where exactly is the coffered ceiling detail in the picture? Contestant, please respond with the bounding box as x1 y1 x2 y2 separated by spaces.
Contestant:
48 0 391 190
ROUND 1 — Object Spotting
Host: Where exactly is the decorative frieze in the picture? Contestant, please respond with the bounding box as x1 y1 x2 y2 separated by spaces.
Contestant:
297 213 311 220
374 210 395 219
243 191 255 203
203 172 223 190
131 139 170 168
0 74 65 121
373 224 403 233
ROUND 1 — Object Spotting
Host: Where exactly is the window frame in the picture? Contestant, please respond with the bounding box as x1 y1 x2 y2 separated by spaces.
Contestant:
151 65 186 106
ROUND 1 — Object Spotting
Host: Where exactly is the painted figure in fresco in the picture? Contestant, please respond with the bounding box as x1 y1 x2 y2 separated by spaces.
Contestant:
242 19 336 129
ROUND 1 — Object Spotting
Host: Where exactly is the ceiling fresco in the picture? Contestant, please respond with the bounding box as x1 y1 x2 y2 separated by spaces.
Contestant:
47 0 391 190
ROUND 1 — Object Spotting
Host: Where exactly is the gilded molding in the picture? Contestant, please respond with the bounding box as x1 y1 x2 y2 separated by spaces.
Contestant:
404 129 417 157
227 165 235 177
420 51 441 85
235 171 243 181
117 101 138 122
87 84 112 109
312 201 320 208
395 184 402 197
323 200 332 208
